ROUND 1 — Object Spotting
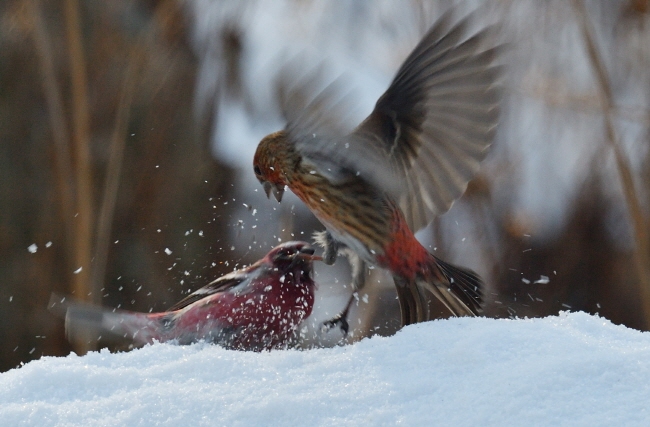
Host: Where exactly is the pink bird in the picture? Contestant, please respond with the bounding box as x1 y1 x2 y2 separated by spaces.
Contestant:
50 242 321 351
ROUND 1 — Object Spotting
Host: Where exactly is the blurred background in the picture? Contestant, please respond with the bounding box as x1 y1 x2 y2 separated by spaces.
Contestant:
1 0 649 372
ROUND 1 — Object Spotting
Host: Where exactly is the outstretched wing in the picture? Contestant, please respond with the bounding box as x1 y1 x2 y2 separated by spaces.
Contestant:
290 9 502 232
352 10 502 231
166 270 249 312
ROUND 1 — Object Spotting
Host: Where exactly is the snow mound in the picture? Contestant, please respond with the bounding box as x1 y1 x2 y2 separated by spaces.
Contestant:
1 312 649 426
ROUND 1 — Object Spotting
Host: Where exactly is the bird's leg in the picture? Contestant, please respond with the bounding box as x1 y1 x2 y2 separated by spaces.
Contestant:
313 230 338 265
322 293 356 336
345 249 366 292
322 249 367 336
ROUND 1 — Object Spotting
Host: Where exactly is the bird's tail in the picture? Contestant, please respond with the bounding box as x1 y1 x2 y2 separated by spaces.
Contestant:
48 294 168 345
397 256 484 325
394 279 429 326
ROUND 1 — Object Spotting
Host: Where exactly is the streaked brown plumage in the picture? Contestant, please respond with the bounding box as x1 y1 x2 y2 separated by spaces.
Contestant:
253 9 501 327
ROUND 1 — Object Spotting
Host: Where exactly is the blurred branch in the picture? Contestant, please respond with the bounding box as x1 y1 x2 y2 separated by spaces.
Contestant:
90 58 139 305
573 0 650 327
91 0 182 304
27 0 75 251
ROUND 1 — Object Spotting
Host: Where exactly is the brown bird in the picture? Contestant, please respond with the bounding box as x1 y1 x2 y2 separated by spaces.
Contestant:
253 9 501 329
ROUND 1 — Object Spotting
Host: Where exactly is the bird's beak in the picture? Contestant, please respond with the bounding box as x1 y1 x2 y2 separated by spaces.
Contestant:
272 186 284 203
263 181 284 203
295 246 322 262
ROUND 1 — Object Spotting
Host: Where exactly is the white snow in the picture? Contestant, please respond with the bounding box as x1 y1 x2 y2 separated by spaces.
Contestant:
1 312 649 426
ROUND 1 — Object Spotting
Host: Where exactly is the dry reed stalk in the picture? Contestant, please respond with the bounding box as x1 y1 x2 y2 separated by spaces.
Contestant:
63 0 94 353
64 0 93 308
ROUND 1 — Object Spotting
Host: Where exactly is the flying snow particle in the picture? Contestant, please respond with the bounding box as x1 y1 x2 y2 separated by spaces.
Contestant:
28 244 37 254
45 241 52 248
164 248 172 255
534 275 550 284
73 267 83 274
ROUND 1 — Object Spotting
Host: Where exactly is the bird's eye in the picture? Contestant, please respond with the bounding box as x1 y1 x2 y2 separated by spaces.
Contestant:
254 165 262 176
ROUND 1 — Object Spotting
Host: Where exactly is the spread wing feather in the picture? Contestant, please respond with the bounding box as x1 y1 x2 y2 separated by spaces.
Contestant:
285 10 502 231
166 271 249 312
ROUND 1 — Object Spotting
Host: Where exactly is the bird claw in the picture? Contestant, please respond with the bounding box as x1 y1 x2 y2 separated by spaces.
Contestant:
321 312 349 336
321 290 358 337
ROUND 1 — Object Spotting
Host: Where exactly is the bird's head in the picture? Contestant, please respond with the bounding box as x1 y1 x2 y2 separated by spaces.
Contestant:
253 131 294 203
265 241 322 273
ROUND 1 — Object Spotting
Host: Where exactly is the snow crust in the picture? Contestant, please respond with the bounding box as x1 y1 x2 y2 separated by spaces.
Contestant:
1 312 648 426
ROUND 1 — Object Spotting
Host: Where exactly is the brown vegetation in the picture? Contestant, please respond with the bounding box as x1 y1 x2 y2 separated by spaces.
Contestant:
0 0 648 372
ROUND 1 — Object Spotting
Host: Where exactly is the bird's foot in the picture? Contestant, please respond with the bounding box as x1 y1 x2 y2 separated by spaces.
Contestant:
321 292 357 336
321 312 350 336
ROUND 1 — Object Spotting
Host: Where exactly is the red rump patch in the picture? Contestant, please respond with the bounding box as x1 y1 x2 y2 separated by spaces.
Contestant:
376 208 431 281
